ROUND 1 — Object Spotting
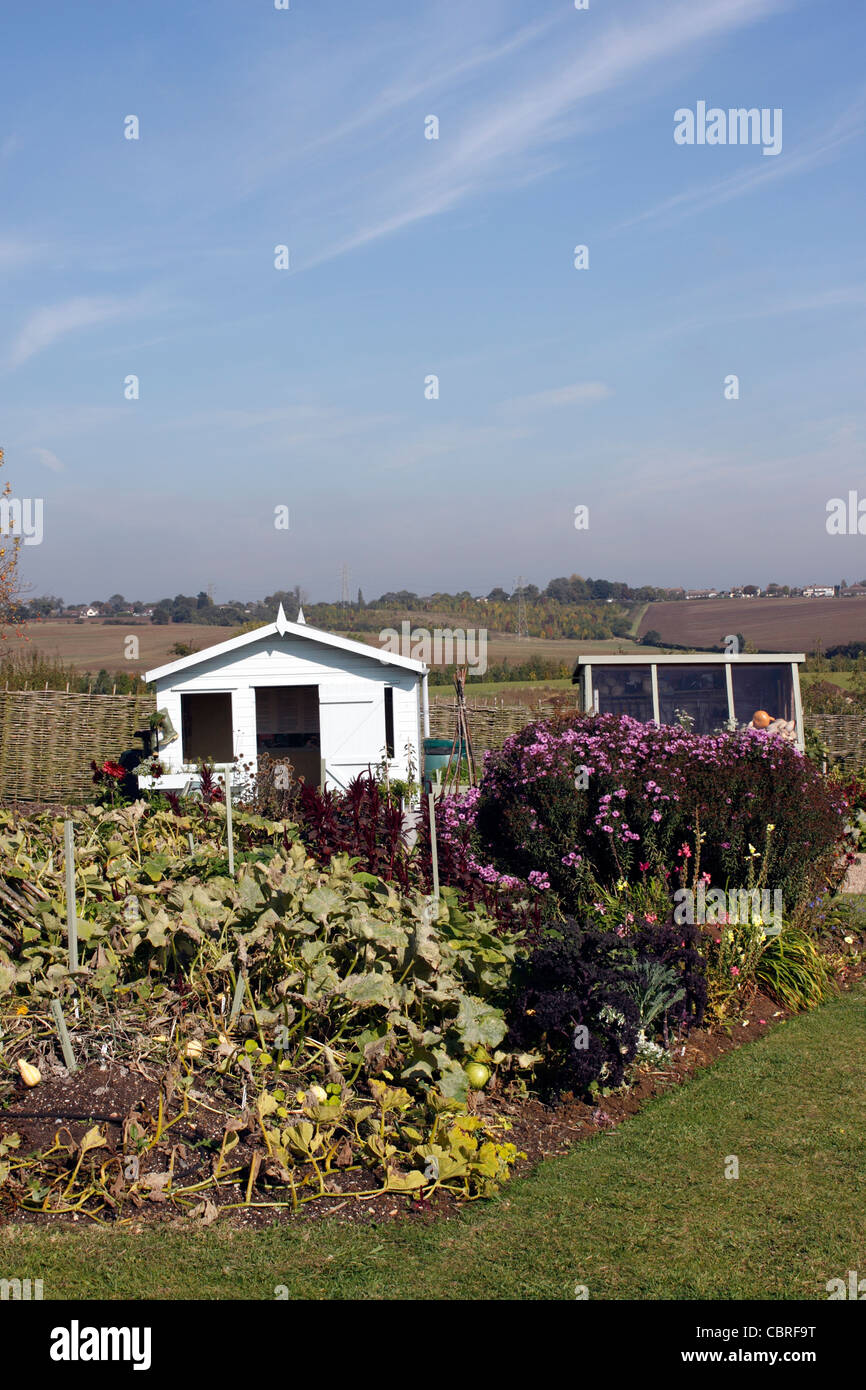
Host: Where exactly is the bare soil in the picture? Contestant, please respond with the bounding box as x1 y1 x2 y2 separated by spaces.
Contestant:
639 597 866 653
7 621 647 679
4 976 860 1231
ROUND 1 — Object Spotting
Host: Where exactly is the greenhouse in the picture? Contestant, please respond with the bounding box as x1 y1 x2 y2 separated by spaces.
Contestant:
572 653 805 748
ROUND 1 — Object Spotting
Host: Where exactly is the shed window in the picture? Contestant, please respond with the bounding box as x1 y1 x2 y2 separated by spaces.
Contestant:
181 693 233 763
384 688 395 759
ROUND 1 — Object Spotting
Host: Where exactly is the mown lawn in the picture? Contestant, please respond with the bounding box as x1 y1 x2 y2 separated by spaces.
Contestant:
800 670 860 690
4 985 864 1301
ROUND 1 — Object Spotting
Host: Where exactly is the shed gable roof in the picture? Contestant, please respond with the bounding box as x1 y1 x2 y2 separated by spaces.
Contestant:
145 605 427 683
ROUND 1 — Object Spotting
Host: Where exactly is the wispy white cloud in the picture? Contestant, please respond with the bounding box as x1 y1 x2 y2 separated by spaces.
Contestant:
6 293 161 368
506 382 613 412
0 237 43 270
301 0 793 268
30 446 64 473
637 283 866 350
616 94 866 232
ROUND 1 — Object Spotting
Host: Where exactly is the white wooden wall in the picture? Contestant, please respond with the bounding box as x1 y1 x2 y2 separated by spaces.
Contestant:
149 635 422 791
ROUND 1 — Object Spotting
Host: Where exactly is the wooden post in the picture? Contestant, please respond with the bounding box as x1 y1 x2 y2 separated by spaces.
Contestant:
427 790 439 900
224 767 234 875
63 820 79 972
50 999 77 1074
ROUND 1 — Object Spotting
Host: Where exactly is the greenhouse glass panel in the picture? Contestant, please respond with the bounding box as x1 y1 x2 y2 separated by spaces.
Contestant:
656 664 729 735
730 664 794 728
592 666 654 721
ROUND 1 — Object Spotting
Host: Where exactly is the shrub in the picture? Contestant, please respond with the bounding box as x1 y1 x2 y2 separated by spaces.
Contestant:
700 916 770 1018
505 917 705 1099
296 773 411 888
463 713 848 914
237 768 413 889
831 768 866 850
756 927 832 1010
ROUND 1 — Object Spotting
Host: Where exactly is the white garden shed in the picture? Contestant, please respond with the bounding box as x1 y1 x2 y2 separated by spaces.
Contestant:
138 606 430 793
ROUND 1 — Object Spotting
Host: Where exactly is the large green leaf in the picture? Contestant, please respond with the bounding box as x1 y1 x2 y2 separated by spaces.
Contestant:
302 886 345 922
452 994 507 1048
342 972 397 1007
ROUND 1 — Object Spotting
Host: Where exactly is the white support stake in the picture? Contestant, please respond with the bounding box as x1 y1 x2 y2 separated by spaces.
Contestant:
428 791 440 901
224 766 234 876
63 820 79 972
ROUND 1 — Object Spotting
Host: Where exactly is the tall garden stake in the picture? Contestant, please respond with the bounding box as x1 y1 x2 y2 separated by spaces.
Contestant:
428 789 440 900
224 766 234 876
63 820 79 972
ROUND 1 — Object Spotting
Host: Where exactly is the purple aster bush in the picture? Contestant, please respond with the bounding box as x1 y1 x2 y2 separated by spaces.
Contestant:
441 713 848 915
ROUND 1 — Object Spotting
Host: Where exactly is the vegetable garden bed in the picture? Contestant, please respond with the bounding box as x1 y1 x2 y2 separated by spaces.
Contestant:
1 713 864 1229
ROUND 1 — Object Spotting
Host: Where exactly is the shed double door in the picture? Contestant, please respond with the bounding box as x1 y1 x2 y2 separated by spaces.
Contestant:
254 685 321 787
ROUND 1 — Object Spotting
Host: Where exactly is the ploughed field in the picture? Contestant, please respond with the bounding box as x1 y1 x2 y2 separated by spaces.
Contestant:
7 622 651 677
640 598 866 652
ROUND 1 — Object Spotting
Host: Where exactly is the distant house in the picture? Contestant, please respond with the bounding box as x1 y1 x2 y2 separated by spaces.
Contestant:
803 585 835 598
82 606 101 618
685 589 718 600
138 605 429 794
842 585 866 598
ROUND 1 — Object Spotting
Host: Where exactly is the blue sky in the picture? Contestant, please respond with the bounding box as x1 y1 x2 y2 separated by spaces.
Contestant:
2 0 866 604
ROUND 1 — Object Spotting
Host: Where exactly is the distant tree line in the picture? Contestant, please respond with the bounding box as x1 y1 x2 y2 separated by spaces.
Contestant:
11 576 683 641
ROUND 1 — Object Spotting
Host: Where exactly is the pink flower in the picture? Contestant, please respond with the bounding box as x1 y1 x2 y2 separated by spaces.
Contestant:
730 966 740 976
527 870 551 890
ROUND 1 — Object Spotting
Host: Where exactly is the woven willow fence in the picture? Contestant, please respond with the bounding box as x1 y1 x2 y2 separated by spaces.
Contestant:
0 691 155 803
429 695 581 752
805 713 866 768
